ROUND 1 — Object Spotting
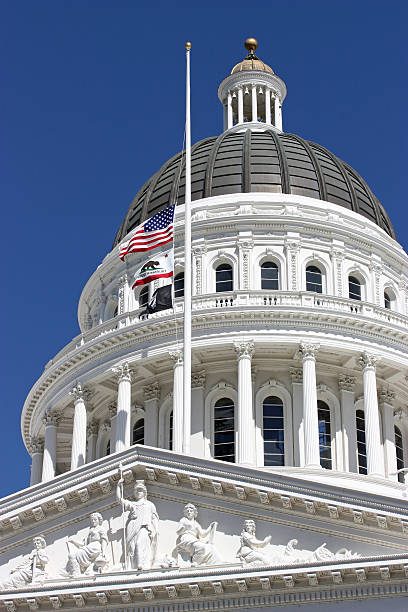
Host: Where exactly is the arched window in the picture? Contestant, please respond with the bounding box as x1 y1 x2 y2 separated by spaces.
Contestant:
384 291 391 309
318 400 331 469
306 265 322 293
174 272 184 298
214 397 235 462
395 426 404 483
263 396 284 465
113 306 118 317
133 419 144 445
216 264 233 292
169 410 173 451
106 440 110 456
139 286 149 307
356 409 367 475
261 262 279 290
349 276 361 301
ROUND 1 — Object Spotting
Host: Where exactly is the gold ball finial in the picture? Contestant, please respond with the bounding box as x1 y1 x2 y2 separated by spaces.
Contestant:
244 38 258 52
185 42 191 50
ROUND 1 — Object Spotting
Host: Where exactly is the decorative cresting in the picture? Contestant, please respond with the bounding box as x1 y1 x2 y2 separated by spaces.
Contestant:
358 352 384 478
113 130 395 246
299 343 320 469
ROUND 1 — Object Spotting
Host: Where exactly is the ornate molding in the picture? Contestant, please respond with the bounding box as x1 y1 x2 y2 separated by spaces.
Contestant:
378 389 396 404
108 402 117 418
169 350 183 365
112 362 132 383
234 340 255 359
86 420 99 437
28 437 44 454
358 351 381 370
69 383 91 405
143 381 160 401
299 342 319 360
42 409 61 427
338 374 356 392
290 367 303 383
191 370 206 389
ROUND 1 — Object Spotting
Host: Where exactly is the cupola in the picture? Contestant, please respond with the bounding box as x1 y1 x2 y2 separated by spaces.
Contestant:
218 38 287 131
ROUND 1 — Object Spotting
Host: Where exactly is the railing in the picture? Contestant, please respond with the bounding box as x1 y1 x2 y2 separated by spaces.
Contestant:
44 291 408 370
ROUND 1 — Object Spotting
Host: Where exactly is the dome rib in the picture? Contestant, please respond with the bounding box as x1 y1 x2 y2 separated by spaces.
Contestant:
113 130 395 246
266 129 290 194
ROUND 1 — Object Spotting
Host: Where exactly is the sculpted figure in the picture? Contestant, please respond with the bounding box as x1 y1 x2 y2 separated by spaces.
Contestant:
174 503 221 566
2 536 48 590
237 520 271 565
67 512 108 577
116 478 159 570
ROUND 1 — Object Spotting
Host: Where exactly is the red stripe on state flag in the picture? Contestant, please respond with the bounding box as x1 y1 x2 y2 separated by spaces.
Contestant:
132 271 173 288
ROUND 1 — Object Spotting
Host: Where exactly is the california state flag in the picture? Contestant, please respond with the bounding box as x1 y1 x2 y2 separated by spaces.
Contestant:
132 249 174 288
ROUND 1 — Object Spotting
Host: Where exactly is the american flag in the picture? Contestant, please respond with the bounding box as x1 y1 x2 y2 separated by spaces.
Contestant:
119 204 175 261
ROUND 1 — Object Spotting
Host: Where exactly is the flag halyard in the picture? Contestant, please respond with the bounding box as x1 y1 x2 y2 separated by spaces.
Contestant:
119 204 175 260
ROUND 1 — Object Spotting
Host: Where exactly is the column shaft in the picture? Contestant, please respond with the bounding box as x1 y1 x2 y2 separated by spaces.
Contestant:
191 371 206 458
290 368 304 466
227 91 233 128
274 96 282 130
380 391 397 481
113 363 132 453
251 85 257 122
265 88 271 124
359 353 384 477
70 385 88 470
29 438 44 486
235 342 255 465
86 422 98 463
340 385 358 472
300 344 320 468
171 351 183 453
41 411 59 482
144 382 160 447
238 88 244 124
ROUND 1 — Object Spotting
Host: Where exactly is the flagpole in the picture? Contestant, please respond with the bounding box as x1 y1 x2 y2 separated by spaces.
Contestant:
183 41 192 455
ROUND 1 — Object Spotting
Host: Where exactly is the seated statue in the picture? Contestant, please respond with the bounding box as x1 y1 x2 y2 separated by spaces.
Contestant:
67 512 108 577
237 520 271 565
174 503 221 567
2 536 48 590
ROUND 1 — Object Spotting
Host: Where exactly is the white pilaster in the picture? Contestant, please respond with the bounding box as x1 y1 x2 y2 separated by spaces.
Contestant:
285 238 300 291
339 375 357 472
234 340 255 465
379 389 397 481
290 368 304 467
143 382 160 447
29 437 44 486
251 85 257 122
112 362 132 453
265 88 271 124
191 370 206 458
41 410 60 482
238 87 244 124
274 95 282 130
227 91 233 129
69 384 89 471
300 343 321 468
108 402 117 453
358 352 384 477
86 420 98 462
170 350 183 453
192 243 207 296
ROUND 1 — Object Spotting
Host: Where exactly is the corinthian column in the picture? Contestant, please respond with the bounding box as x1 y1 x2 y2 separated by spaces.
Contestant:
358 352 384 477
379 389 397 481
112 362 132 452
339 375 357 472
41 409 61 482
29 437 44 486
191 370 206 457
170 350 183 453
234 341 255 465
69 384 89 470
108 402 117 453
143 382 160 447
299 343 320 468
290 367 304 466
86 420 98 463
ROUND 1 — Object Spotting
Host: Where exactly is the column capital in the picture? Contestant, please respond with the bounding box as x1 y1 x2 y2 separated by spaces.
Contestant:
169 349 183 366
290 367 303 383
234 340 255 359
299 342 320 360
87 420 99 437
358 351 381 371
69 383 91 404
100 421 111 433
108 402 117 418
112 361 133 383
28 436 44 455
192 244 207 257
338 374 356 392
378 389 396 404
42 409 61 427
143 381 160 401
192 370 206 389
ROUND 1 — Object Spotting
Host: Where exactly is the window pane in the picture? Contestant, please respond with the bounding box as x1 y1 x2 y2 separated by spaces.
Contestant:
306 266 322 293
261 262 279 290
133 419 144 445
216 264 233 292
214 398 235 462
395 426 404 483
317 400 332 468
384 292 391 309
263 396 284 466
174 273 184 298
349 276 361 301
356 409 367 474
139 287 149 306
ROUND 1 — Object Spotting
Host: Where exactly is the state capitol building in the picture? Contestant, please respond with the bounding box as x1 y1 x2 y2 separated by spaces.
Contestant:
1 39 408 612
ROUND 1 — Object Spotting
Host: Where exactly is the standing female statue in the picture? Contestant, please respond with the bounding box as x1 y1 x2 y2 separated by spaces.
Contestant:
116 477 159 570
67 512 108 577
1 536 48 590
237 519 271 565
174 503 221 566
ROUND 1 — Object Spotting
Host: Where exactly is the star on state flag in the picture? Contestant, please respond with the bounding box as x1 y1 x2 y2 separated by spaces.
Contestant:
132 249 174 288
119 205 175 260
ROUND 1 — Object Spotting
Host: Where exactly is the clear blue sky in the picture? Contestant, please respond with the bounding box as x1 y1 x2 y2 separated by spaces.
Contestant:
1 0 407 497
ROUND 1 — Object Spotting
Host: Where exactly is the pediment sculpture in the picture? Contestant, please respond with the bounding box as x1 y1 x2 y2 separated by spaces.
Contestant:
1 536 48 590
173 503 222 567
66 512 109 577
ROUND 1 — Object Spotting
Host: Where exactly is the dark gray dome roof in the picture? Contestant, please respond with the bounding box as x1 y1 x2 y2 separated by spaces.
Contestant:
113 129 395 245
